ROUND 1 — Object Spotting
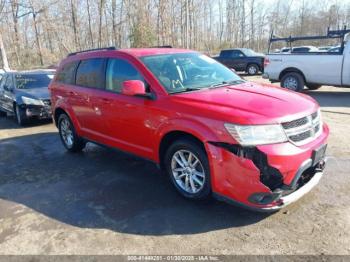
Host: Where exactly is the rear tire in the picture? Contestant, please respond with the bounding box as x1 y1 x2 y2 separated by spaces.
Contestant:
281 72 304 92
246 64 259 76
164 139 211 200
307 84 322 90
58 114 86 152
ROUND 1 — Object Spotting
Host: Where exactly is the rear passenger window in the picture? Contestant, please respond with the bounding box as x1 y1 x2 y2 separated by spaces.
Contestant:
106 58 145 93
76 58 106 89
56 61 78 84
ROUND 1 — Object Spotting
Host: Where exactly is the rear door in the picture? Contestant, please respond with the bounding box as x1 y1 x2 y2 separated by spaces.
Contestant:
74 58 107 138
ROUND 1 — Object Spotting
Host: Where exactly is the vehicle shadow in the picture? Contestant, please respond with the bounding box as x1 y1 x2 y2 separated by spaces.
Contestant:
0 132 270 236
0 115 53 129
305 90 350 110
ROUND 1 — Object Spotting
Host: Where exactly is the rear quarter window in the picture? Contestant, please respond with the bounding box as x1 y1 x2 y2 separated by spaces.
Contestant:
56 61 79 84
76 58 106 89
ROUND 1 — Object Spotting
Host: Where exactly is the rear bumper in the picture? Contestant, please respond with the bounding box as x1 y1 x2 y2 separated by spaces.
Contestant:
207 123 329 211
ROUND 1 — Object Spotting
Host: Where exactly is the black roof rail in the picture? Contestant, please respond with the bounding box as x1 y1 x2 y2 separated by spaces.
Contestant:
68 46 117 57
150 45 173 48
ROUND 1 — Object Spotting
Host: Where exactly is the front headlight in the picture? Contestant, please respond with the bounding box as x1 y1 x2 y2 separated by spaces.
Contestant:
224 123 288 146
21 96 44 106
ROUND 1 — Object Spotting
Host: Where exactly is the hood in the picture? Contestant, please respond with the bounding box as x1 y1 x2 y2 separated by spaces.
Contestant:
16 87 50 100
170 82 318 125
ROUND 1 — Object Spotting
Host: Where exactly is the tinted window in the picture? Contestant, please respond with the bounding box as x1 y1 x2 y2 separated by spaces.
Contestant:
220 50 232 58
76 58 106 88
292 48 309 53
3 75 13 89
56 62 78 84
15 74 54 89
106 58 145 93
231 51 244 57
0 75 8 90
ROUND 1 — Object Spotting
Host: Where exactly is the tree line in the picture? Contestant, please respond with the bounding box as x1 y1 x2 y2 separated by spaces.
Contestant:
0 0 349 70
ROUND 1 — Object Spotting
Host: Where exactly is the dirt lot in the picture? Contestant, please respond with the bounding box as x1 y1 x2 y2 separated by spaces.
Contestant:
0 76 349 255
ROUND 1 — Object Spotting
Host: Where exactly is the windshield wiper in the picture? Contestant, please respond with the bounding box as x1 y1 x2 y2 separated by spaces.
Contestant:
210 79 245 88
170 87 202 94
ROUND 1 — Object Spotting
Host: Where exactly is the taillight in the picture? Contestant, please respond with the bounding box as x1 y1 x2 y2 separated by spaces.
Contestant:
264 57 270 67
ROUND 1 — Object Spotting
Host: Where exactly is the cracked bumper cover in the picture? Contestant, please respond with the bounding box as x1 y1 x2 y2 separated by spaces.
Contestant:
22 104 52 119
206 123 329 211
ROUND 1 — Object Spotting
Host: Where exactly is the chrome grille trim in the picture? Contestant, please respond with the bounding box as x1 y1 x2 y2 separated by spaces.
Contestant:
282 110 322 146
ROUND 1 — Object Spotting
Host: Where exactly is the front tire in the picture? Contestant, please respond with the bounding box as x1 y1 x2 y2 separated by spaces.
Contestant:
164 139 211 200
14 104 27 126
58 114 86 152
246 64 259 75
281 72 304 92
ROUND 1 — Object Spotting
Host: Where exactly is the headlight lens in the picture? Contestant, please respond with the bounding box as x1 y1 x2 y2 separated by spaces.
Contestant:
224 123 288 146
21 96 44 106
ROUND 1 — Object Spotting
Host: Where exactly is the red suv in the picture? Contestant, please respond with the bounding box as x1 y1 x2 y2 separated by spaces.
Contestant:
50 47 329 211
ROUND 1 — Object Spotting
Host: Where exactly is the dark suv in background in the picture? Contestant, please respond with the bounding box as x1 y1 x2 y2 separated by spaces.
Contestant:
213 48 265 75
0 70 55 125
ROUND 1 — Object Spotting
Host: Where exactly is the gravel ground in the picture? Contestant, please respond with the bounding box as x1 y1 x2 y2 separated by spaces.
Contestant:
0 76 349 255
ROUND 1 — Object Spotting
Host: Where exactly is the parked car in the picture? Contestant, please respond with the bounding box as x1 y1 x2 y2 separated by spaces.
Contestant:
318 46 332 51
264 33 350 91
291 46 319 53
280 47 291 53
50 47 329 211
328 46 341 53
0 70 55 125
213 48 265 75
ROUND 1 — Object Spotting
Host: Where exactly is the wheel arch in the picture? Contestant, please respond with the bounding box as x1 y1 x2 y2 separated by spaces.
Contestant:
246 63 260 72
158 130 206 169
279 67 306 83
54 107 67 127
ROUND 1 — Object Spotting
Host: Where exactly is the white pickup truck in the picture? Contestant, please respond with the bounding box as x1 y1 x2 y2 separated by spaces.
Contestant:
263 34 350 92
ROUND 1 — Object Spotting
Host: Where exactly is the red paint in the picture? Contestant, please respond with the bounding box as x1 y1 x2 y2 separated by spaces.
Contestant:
50 48 329 210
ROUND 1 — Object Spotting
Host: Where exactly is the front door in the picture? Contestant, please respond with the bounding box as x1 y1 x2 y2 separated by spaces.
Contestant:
100 57 155 158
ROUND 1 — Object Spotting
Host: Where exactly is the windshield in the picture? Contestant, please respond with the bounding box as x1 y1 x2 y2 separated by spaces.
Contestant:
15 74 54 89
140 53 244 94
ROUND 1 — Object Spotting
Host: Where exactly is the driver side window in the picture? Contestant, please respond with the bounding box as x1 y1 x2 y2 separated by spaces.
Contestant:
2 75 13 91
106 58 147 93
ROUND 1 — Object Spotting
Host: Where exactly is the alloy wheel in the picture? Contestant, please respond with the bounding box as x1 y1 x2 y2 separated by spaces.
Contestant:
283 76 298 91
171 149 205 194
248 65 257 75
60 118 74 148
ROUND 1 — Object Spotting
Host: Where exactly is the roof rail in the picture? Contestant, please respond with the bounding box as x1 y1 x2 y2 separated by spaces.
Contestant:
68 46 117 57
150 45 173 48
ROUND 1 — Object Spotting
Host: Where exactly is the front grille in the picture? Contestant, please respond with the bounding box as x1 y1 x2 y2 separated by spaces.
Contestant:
282 110 322 145
282 117 308 129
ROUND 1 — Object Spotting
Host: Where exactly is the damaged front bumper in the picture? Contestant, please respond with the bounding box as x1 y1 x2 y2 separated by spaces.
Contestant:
22 104 52 119
206 123 329 211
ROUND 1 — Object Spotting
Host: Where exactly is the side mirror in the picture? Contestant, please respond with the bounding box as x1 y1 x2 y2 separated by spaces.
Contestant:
121 80 149 97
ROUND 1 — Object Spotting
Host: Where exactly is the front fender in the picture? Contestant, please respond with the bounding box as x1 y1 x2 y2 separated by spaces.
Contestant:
154 117 221 162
